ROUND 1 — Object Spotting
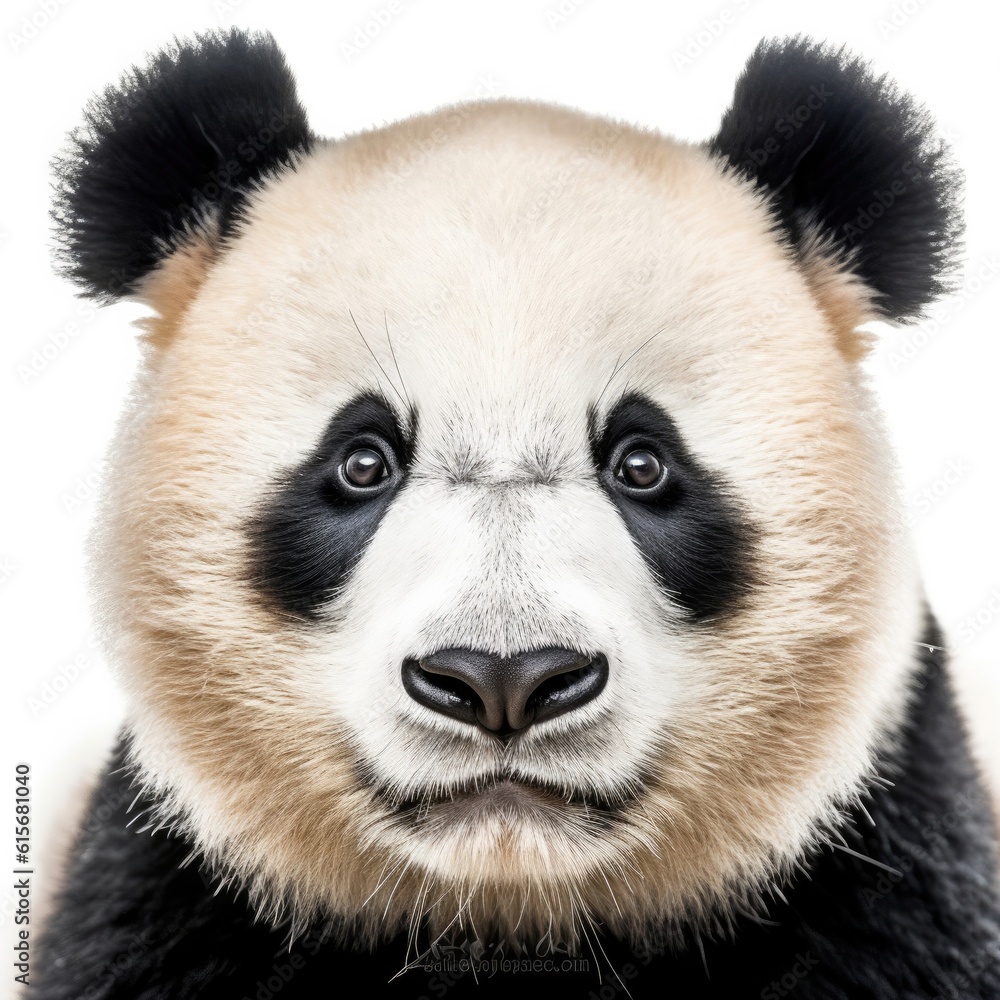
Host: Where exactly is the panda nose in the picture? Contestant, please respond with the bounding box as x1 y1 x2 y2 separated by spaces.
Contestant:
401 647 608 734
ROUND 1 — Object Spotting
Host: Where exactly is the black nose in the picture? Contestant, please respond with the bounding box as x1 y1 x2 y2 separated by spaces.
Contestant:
401 647 608 734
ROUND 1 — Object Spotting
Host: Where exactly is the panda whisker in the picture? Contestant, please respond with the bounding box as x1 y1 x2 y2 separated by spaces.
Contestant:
362 859 404 908
465 907 483 978
538 908 555 957
616 376 633 411
828 840 903 877
177 847 200 870
402 871 432 970
415 894 465 967
349 308 408 412
581 902 632 996
284 906 309 949
608 857 634 893
594 328 664 409
576 913 602 985
595 351 624 409
423 886 454 928
383 310 412 412
381 859 412 922
512 886 529 934
388 946 426 981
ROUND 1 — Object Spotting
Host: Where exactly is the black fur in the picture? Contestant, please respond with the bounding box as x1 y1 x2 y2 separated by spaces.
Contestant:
709 36 962 321
247 392 416 620
589 392 755 622
33 621 998 999
52 28 311 301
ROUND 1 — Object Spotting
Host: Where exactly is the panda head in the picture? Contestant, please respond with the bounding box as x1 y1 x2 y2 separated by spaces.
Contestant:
56 30 960 948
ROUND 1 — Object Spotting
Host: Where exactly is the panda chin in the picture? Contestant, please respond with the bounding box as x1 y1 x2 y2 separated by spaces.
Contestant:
363 771 644 899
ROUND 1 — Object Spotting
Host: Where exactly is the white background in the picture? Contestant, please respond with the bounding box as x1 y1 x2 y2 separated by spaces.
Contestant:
1 0 998 991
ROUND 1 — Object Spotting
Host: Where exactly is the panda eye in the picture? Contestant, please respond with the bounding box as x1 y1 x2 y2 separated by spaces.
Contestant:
340 447 389 489
615 448 666 491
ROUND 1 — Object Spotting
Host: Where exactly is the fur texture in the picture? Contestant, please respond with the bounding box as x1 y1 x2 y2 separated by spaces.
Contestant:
709 35 962 322
36 27 995 997
51 28 311 301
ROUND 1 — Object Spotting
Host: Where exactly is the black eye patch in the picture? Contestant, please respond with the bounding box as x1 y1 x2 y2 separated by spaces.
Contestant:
246 393 415 621
588 392 756 623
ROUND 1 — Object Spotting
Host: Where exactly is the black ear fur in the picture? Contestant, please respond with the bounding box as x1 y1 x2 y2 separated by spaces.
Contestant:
709 36 962 321
52 28 312 301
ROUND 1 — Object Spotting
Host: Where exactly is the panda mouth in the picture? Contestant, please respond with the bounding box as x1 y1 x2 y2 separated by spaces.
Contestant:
371 772 639 819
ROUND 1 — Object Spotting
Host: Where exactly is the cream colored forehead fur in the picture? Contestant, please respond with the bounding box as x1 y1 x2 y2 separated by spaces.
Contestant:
94 99 923 949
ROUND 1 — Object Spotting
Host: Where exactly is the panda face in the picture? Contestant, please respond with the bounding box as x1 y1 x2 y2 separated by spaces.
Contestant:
60 32 957 948
88 102 920 944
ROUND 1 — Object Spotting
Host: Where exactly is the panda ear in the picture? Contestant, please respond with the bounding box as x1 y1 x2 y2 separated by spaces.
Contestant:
52 28 312 302
709 36 962 322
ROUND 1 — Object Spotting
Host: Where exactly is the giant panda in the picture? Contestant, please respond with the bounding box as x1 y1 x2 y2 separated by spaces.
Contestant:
31 27 1000 1000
